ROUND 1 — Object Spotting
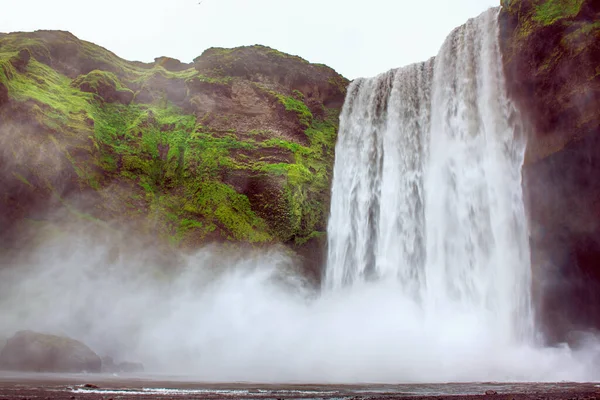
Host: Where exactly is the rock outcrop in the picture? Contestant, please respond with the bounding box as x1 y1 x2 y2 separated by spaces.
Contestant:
500 0 600 343
71 70 134 104
0 331 101 373
0 30 349 280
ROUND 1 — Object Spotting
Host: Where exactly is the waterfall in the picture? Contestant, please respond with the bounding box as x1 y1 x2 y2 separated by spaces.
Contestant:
7 7 597 385
326 8 533 344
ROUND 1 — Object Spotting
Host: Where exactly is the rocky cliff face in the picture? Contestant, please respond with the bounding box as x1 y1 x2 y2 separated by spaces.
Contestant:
500 0 600 343
0 30 349 280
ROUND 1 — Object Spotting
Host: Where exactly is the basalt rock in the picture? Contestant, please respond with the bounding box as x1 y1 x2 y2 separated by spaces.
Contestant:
193 45 348 108
500 0 600 343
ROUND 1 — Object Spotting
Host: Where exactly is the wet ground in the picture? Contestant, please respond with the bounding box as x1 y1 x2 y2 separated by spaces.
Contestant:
0 373 599 400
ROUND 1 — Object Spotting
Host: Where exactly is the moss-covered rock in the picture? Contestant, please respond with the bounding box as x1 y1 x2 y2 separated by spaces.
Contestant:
0 30 350 278
71 70 134 104
194 45 347 108
500 0 600 344
500 0 600 164
154 56 192 72
9 49 30 73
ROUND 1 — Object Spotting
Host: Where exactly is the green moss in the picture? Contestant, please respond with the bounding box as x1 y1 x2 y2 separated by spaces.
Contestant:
295 230 326 246
533 0 584 26
0 31 345 250
88 100 273 243
72 70 125 91
71 70 134 103
328 76 349 95
292 89 305 100
183 181 271 242
277 94 313 127
253 108 339 243
198 47 235 59
0 55 92 126
252 83 314 128
262 138 303 154
563 20 600 47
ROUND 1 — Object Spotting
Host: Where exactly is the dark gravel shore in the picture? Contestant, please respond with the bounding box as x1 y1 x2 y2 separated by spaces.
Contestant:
0 374 599 400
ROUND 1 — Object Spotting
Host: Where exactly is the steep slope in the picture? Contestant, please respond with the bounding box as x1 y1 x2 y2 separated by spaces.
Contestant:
0 30 349 278
500 0 600 342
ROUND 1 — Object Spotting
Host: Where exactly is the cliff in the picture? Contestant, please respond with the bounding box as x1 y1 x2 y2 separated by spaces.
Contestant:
0 30 349 279
500 0 600 343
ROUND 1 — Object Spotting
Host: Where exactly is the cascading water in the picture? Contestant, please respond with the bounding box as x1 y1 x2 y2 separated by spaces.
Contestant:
2 7 599 385
326 7 533 344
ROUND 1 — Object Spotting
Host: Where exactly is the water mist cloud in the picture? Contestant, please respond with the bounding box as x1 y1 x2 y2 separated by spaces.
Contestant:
1 233 599 384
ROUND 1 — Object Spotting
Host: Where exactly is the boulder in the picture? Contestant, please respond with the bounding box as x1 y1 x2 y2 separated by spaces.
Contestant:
83 383 99 389
0 330 101 373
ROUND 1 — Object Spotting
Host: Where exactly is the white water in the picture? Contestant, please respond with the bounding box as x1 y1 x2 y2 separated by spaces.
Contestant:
327 7 532 345
1 8 599 384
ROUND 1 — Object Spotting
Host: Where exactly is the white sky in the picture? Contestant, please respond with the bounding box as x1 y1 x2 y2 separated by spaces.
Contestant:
0 0 498 79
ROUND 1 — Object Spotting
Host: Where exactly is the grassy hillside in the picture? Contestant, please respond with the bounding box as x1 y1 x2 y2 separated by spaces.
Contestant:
0 31 349 270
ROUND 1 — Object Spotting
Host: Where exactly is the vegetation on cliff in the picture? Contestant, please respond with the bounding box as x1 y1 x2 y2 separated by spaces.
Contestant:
0 30 349 270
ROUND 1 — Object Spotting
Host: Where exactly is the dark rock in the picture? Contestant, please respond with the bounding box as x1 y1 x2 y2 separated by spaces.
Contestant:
0 82 8 107
83 384 99 389
485 390 498 395
9 49 31 72
500 0 600 344
71 70 133 105
193 45 348 108
0 330 101 373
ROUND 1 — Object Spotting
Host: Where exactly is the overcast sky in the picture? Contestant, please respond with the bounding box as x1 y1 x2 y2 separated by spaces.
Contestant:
1 0 499 79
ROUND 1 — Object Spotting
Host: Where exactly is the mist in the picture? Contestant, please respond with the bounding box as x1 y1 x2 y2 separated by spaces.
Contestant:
1 230 599 384
1 3 599 387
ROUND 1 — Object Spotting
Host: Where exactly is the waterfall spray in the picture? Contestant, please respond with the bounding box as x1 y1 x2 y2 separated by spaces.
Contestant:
1 8 598 384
